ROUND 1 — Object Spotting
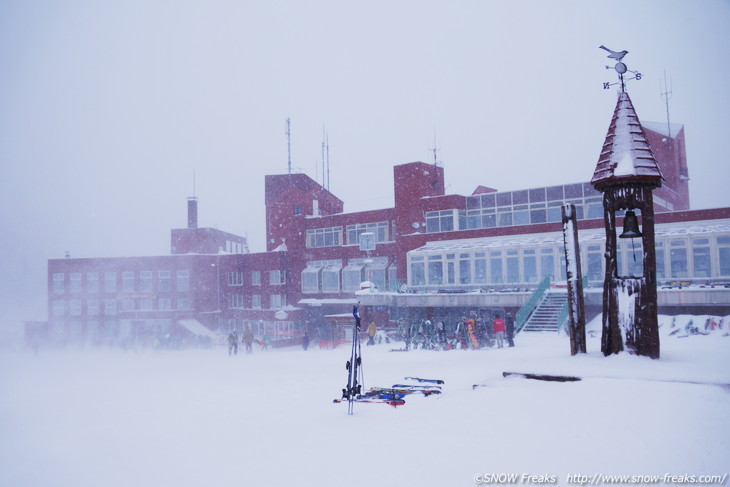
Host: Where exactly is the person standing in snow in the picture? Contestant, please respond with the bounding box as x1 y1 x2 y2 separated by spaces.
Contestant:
493 314 506 349
367 321 377 346
242 324 254 354
227 331 239 356
505 312 515 347
302 332 310 351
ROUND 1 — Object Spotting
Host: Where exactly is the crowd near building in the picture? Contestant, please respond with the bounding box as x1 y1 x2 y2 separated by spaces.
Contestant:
36 101 730 349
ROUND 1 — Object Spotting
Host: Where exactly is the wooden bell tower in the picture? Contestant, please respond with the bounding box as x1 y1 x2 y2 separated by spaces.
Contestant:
591 91 663 358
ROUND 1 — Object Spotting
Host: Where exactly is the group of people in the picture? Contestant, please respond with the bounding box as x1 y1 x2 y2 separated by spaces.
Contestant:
227 326 270 355
400 312 516 351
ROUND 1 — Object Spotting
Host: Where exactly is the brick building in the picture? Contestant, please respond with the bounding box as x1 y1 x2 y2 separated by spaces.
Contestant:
41 117 730 348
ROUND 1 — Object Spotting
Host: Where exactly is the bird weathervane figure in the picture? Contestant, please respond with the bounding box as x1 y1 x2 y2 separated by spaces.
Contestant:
600 45 642 92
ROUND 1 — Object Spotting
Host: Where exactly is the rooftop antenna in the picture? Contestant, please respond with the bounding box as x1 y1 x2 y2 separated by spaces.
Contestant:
285 118 292 174
192 169 196 198
321 124 326 188
430 128 440 166
660 70 673 143
326 132 330 191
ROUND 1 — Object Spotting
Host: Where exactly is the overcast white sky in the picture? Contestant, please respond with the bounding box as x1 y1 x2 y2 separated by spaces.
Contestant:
1 0 729 328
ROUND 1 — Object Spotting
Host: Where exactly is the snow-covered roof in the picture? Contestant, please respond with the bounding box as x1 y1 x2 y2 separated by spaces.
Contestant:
641 121 683 139
591 92 663 188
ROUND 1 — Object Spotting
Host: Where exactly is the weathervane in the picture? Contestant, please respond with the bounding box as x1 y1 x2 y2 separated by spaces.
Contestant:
600 45 642 92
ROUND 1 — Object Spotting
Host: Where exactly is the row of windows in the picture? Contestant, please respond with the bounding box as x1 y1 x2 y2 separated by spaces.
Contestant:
51 292 289 317
52 270 189 294
306 221 393 248
52 269 287 294
228 294 286 309
410 249 565 287
408 235 730 288
425 197 604 233
302 258 398 293
52 297 192 316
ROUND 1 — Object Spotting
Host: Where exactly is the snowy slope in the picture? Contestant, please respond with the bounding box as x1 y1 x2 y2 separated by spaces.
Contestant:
0 319 728 487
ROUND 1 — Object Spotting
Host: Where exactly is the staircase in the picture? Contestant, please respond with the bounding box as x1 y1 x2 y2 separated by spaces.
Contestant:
520 292 568 333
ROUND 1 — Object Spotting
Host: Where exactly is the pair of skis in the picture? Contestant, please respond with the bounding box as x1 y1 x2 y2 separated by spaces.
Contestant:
337 305 364 415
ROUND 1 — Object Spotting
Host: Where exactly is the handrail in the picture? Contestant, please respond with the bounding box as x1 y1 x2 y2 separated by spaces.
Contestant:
515 275 551 333
556 301 569 334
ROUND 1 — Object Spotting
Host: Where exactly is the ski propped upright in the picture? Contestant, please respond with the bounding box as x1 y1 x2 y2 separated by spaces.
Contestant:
337 304 364 415
404 377 444 384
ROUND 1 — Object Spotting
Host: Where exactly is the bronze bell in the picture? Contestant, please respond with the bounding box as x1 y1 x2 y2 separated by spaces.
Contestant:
619 210 642 239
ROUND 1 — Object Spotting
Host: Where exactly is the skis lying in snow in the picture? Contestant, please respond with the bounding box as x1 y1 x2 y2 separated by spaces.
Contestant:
332 397 405 407
404 377 445 384
391 384 442 390
365 387 442 398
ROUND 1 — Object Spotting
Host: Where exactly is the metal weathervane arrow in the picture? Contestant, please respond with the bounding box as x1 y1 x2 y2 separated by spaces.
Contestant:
600 45 642 92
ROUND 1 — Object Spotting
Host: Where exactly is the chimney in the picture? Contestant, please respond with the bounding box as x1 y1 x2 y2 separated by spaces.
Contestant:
187 197 198 228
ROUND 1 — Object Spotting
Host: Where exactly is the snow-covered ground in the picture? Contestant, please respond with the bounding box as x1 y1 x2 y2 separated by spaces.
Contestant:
1 316 728 487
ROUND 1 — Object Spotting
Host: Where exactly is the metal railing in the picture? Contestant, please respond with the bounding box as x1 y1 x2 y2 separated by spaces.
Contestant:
515 275 552 333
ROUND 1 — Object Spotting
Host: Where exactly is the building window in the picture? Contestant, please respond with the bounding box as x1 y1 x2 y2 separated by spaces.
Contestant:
523 250 537 283
490 252 503 284
227 271 244 286
346 221 390 245
251 295 262 309
176 298 190 309
158 271 171 292
692 239 711 278
177 270 189 292
87 300 99 317
229 294 244 308
104 299 117 316
52 300 64 316
655 241 666 280
425 210 455 233
140 271 153 292
294 205 302 215
269 270 286 285
104 272 117 293
670 240 688 278
587 245 602 282
158 298 172 310
459 254 471 284
718 236 730 276
122 299 135 311
322 264 342 293
69 273 81 293
301 266 321 293
68 299 81 316
410 257 425 286
270 294 285 309
474 253 487 284
540 248 555 280
306 226 343 248
140 299 154 310
506 251 520 283
53 273 64 294
122 271 135 292
427 256 443 285
87 272 99 293
251 271 261 286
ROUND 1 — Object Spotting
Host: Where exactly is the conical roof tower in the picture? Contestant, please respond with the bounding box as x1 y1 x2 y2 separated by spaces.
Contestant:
591 91 663 191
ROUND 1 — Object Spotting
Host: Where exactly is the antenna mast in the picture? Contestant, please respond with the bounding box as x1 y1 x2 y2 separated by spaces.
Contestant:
430 128 440 166
326 133 330 191
285 118 292 174
660 70 673 144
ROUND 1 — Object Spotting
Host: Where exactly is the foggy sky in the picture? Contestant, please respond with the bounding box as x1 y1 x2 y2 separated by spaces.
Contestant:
1 0 729 331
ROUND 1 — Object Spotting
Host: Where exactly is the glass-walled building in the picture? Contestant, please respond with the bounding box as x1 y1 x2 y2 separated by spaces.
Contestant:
407 220 730 291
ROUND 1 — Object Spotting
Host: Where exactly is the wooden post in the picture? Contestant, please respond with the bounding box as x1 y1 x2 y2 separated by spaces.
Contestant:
561 204 587 355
